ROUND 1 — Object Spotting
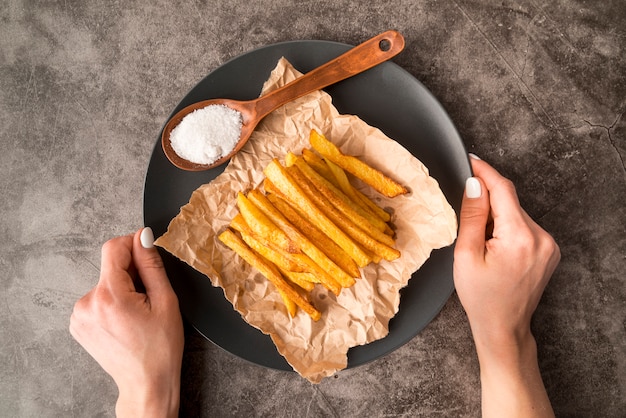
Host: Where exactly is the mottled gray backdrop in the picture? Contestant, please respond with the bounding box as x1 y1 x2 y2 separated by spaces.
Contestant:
1 0 624 416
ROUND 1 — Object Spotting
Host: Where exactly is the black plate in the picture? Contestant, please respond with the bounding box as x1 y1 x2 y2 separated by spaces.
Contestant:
143 39 470 371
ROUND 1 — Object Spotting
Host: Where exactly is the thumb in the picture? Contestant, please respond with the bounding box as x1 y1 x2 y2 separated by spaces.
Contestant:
455 175 490 259
132 227 173 296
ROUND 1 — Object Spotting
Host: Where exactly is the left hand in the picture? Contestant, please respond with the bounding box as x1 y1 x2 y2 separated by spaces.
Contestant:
70 227 184 418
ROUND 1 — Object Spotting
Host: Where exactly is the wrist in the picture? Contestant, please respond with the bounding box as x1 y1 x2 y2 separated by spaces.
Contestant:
471 322 535 364
474 329 537 375
115 378 180 418
472 329 554 418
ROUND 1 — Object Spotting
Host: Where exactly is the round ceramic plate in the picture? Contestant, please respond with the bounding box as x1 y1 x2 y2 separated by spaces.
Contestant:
143 39 470 370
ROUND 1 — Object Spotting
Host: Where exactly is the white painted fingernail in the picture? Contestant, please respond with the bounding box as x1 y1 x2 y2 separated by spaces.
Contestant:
466 177 482 199
469 153 481 160
140 227 155 249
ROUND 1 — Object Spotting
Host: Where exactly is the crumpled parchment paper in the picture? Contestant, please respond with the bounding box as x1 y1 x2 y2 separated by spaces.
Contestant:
155 57 457 383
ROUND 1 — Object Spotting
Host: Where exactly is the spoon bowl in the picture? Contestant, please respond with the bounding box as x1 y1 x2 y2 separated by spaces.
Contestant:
162 30 405 171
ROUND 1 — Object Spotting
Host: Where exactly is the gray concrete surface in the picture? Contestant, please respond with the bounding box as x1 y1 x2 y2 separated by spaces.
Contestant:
1 0 625 416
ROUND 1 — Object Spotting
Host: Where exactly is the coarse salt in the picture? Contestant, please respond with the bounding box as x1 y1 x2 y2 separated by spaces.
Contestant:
170 104 243 165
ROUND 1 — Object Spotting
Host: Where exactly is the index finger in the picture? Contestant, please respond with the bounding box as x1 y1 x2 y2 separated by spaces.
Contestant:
471 158 526 225
98 234 136 293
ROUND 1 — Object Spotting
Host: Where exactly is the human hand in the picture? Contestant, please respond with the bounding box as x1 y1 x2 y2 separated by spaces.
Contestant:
70 228 184 418
453 156 560 417
454 156 560 348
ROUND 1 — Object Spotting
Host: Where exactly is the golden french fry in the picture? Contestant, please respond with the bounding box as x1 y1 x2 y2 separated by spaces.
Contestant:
287 165 400 262
266 193 361 280
364 248 383 264
324 157 392 224
230 215 308 273
284 251 341 295
290 154 394 244
230 215 304 271
263 178 284 197
302 148 340 187
304 147 392 226
309 129 408 198
237 192 298 254
263 159 372 267
218 228 321 321
230 213 339 295
247 189 354 290
354 188 393 225
286 271 320 284
233 197 343 295
278 289 297 318
324 156 367 207
284 151 298 167
280 269 316 292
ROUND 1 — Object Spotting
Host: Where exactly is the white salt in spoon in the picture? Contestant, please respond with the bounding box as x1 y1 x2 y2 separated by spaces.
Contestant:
162 30 405 171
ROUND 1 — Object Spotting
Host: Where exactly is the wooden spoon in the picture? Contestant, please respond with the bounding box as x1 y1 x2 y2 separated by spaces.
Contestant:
162 30 405 171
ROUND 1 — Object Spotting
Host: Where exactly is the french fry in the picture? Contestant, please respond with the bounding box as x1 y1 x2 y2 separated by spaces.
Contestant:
218 229 321 321
263 178 283 197
232 200 343 295
285 271 320 284
309 129 408 198
287 165 400 262
237 192 298 254
230 215 304 271
290 154 394 244
230 215 308 273
280 269 316 292
230 212 342 295
354 188 393 224
266 193 361 279
278 289 297 318
302 148 339 187
304 147 393 225
264 159 372 267
283 151 298 167
324 157 392 224
303 147 392 225
228 221 314 314
247 189 354 289
323 156 369 210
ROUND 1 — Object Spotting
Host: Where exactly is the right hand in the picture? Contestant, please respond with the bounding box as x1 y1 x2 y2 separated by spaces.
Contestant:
453 156 560 418
453 157 560 347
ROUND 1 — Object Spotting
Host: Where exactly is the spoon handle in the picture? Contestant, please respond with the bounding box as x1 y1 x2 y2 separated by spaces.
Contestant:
252 30 405 118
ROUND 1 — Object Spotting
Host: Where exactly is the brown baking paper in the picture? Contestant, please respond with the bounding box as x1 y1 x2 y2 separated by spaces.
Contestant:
155 58 457 383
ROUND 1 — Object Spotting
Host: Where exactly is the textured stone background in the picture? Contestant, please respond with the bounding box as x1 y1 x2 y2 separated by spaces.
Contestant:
1 0 624 416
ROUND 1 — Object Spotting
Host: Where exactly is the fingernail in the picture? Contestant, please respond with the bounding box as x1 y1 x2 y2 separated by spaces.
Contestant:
466 177 482 198
469 153 481 160
140 227 155 249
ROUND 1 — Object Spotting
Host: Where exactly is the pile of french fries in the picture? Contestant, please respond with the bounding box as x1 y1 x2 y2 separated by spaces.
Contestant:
218 129 408 321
